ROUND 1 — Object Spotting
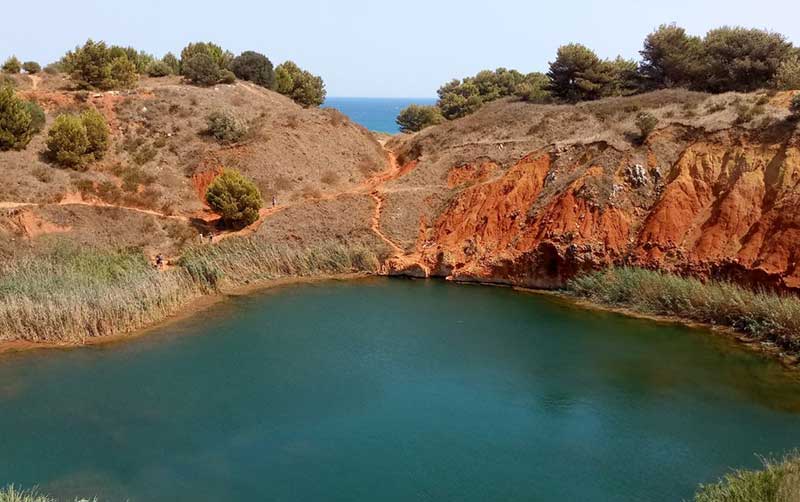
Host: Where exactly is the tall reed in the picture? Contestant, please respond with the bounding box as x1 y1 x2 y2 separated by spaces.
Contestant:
568 267 800 353
694 452 800 502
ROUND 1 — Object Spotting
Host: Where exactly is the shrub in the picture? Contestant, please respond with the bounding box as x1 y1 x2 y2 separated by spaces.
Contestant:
162 52 180 75
395 104 444 133
46 114 90 167
206 110 248 142
635 112 659 141
436 68 538 119
81 108 110 158
774 55 800 90
62 40 138 90
46 108 109 168
514 72 551 102
693 452 800 502
23 100 45 133
180 42 230 72
205 169 263 228
182 53 221 86
275 61 326 107
0 86 39 150
790 94 800 118
546 44 608 101
701 27 793 92
43 63 60 75
2 56 21 74
219 69 236 84
147 60 173 77
22 61 41 74
639 23 705 89
231 51 275 88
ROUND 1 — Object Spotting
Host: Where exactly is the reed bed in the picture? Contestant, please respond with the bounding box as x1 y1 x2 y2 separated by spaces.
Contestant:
179 235 379 288
0 237 379 344
568 267 800 353
694 452 800 502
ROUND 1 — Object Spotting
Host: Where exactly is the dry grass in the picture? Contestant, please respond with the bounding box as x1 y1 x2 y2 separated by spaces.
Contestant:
0 486 94 502
0 237 379 344
694 452 800 502
568 268 800 354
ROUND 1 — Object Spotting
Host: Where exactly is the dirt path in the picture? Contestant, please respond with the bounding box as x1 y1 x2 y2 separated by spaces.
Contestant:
369 191 403 255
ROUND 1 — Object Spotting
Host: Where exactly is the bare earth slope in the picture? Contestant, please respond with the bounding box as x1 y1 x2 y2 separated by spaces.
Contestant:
2 77 798 293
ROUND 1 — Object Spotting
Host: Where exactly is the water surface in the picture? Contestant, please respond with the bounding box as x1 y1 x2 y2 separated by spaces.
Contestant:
1 278 799 501
323 97 437 133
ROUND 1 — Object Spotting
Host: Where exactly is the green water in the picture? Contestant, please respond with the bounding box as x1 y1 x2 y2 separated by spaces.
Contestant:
1 279 799 501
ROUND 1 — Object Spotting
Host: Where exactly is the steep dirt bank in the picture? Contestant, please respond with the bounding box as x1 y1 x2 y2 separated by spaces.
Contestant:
378 91 800 292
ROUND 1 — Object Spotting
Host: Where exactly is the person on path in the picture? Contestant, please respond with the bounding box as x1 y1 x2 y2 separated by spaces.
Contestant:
272 194 277 207
155 254 164 270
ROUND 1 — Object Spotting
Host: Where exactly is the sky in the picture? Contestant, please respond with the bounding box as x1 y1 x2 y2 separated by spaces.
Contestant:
2 0 799 97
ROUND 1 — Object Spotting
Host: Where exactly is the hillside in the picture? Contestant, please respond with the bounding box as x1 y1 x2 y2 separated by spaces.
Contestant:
380 90 800 292
0 73 388 260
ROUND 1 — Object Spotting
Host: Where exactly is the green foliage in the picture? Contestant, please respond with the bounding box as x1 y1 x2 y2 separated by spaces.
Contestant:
274 61 326 107
2 56 21 74
43 63 61 75
206 110 248 142
231 51 275 88
180 42 229 72
514 72 551 102
23 100 45 133
774 55 800 90
546 44 637 101
81 107 110 158
205 169 263 228
62 40 138 90
437 68 536 119
693 452 799 502
395 104 444 133
0 86 40 150
702 27 793 92
182 53 223 86
147 60 173 77
46 108 109 168
790 94 800 118
639 23 704 88
22 61 41 74
635 111 659 140
568 268 800 353
162 52 180 75
219 69 236 84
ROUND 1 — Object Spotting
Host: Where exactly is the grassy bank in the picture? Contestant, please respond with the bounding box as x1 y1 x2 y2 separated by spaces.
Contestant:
0 237 378 344
567 268 800 355
694 452 800 502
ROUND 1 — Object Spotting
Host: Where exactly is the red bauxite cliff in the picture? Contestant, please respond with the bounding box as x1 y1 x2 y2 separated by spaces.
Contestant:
380 91 800 291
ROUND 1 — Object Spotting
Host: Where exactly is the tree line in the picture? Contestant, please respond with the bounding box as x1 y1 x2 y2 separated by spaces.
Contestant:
397 24 800 132
2 40 327 108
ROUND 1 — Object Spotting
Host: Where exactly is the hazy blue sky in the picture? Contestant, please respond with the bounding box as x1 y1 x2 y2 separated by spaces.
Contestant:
3 0 798 97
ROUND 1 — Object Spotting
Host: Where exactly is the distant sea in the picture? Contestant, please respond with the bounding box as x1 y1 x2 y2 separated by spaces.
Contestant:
323 97 437 134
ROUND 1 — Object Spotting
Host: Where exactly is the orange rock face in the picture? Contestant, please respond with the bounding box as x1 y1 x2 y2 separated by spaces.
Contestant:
387 127 800 291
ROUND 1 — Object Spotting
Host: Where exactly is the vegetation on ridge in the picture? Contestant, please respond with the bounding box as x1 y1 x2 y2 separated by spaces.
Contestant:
0 86 44 151
568 268 800 355
205 169 263 228
693 452 800 502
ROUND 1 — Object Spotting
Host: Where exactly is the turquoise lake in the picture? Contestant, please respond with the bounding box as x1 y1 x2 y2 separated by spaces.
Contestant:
323 97 437 133
1 278 799 501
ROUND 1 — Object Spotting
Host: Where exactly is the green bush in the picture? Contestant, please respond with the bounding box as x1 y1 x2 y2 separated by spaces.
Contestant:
514 72 551 102
436 68 538 119
0 87 41 150
231 51 275 88
702 27 793 92
23 100 45 133
162 52 180 75
180 42 230 71
2 56 21 74
46 108 109 168
635 112 659 141
205 169 263 228
396 104 444 133
147 60 173 77
546 44 637 101
790 94 800 118
62 40 138 90
275 61 326 107
182 53 221 86
694 452 800 502
639 23 705 89
43 63 61 75
219 69 236 84
774 55 800 90
22 61 41 74
206 110 248 142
